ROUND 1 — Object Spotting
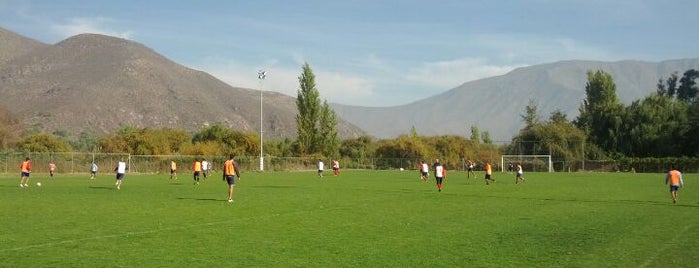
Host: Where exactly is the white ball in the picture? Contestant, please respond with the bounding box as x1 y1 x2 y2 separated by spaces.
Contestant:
36 182 42 187
399 168 404 171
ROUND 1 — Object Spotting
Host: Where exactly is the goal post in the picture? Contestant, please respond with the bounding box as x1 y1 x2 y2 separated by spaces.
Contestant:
501 155 553 172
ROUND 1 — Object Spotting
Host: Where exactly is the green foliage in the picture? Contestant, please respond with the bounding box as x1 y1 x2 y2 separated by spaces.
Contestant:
576 70 625 153
264 138 295 157
677 69 699 103
339 136 373 159
17 133 72 152
622 94 688 156
191 123 260 156
295 62 339 157
521 98 541 128
469 125 480 144
98 127 189 155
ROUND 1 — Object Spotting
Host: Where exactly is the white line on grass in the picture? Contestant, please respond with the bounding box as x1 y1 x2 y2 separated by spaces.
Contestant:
638 223 694 268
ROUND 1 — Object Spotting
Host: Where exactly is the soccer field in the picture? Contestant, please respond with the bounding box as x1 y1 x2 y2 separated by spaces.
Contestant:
1 170 697 267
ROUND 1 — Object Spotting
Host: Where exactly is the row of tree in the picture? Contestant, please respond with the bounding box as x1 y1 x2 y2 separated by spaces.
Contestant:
506 69 699 161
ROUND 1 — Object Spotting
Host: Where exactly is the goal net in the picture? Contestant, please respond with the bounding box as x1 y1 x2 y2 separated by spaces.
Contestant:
501 155 553 172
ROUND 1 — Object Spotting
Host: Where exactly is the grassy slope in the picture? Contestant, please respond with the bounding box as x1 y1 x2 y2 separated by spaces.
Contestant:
0 171 696 267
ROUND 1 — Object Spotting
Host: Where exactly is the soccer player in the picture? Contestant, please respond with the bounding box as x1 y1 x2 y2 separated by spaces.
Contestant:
484 161 494 185
332 159 340 176
515 163 526 184
49 160 56 178
114 159 126 190
90 162 98 179
169 160 177 180
192 158 202 185
419 160 429 182
467 159 476 179
223 155 241 203
317 159 324 178
201 158 210 179
665 166 684 204
19 157 31 187
433 159 446 192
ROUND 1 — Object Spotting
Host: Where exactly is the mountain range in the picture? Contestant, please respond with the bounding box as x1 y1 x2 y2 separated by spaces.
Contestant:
333 58 699 141
0 27 364 139
2 27 698 142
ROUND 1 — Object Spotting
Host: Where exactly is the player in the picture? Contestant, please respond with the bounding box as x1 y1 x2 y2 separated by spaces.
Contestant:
114 159 127 190
467 159 476 178
317 159 324 178
665 166 684 204
49 160 56 178
19 157 31 187
202 158 210 179
223 155 241 203
433 159 446 192
484 161 494 185
192 158 202 185
332 159 340 176
169 160 178 180
419 160 429 182
90 162 98 179
515 163 526 184
507 163 514 174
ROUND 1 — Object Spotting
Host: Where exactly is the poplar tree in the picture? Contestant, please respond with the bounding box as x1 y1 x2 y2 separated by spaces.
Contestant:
295 62 339 156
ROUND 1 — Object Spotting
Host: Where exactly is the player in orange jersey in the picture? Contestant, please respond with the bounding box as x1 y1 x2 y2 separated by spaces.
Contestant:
223 155 241 203
665 165 684 204
484 161 493 185
192 158 202 185
19 157 31 187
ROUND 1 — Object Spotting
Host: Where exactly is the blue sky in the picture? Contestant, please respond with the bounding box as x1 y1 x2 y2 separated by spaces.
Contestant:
1 0 698 106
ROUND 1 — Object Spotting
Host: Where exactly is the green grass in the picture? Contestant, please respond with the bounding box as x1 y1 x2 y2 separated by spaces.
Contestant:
1 170 697 267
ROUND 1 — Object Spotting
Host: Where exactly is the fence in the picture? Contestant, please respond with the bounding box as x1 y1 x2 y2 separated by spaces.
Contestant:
0 152 696 174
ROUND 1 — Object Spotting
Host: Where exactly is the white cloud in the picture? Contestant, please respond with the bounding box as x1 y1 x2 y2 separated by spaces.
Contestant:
192 58 376 105
51 17 133 39
404 58 526 89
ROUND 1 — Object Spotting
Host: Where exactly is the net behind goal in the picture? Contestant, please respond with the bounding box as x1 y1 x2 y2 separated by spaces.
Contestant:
501 155 553 172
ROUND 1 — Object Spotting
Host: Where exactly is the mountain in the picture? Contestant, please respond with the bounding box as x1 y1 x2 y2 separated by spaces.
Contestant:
0 27 49 65
0 28 364 139
332 59 699 141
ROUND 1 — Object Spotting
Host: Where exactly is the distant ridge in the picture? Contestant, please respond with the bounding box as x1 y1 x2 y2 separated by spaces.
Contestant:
0 28 365 139
332 58 699 141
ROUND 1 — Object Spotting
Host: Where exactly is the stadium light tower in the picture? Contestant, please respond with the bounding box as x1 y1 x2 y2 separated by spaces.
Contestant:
258 70 266 171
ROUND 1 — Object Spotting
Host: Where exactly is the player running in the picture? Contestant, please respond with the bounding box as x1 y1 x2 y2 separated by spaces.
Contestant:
49 160 56 178
484 161 494 185
419 160 429 182
169 160 178 180
192 158 202 185
332 159 340 176
19 157 31 187
114 159 127 190
467 159 476 179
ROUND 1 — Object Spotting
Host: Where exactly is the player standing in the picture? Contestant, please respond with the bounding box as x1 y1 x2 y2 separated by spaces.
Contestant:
419 160 429 182
484 161 494 185
49 160 56 178
90 162 98 179
317 159 324 178
433 159 446 192
332 159 340 176
192 158 202 185
169 160 177 180
515 163 526 184
19 157 31 187
202 158 210 179
665 166 684 204
114 159 126 190
223 155 241 203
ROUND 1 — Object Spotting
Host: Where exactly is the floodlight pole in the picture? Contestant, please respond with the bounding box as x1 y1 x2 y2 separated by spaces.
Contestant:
258 70 266 171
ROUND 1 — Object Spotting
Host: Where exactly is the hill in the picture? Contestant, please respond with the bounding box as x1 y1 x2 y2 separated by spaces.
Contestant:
0 28 364 139
332 58 699 141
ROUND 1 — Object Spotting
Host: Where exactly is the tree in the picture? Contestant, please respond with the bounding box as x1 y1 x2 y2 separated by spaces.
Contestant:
623 94 688 156
469 125 480 144
575 70 625 154
17 133 72 152
521 98 541 128
677 69 699 103
548 109 568 125
295 62 339 156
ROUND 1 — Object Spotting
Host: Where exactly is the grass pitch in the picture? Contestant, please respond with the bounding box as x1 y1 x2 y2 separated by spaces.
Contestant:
1 170 697 267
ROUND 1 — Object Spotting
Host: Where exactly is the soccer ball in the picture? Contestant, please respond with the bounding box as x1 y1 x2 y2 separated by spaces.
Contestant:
399 168 404 171
36 182 42 187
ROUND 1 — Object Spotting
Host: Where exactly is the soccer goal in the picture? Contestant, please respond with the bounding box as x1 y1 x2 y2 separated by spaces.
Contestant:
501 155 553 172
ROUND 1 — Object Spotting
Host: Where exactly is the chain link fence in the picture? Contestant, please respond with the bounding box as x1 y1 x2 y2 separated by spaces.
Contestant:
0 152 696 174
